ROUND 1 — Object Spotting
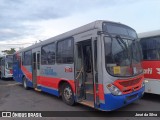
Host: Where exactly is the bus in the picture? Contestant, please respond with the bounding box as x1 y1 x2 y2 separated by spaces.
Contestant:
13 20 144 111
0 54 13 79
139 30 160 95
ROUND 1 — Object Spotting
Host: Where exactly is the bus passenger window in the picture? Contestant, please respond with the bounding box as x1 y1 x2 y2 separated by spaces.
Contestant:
23 51 32 65
57 38 74 64
41 43 55 65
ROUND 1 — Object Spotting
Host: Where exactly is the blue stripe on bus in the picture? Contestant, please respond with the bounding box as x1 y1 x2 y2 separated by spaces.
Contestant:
26 80 33 88
40 86 59 97
99 86 145 111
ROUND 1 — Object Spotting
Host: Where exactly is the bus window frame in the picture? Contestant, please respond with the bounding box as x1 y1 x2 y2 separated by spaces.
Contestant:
41 42 56 65
23 50 32 66
140 36 160 61
56 37 74 64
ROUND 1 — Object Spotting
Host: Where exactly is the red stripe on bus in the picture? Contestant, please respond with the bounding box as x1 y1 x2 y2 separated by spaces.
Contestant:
37 76 75 93
142 60 160 80
21 66 32 81
98 84 105 101
10 69 13 74
20 66 76 93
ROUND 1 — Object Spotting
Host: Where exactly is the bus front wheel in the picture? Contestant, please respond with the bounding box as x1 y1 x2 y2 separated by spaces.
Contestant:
23 77 29 90
62 83 75 106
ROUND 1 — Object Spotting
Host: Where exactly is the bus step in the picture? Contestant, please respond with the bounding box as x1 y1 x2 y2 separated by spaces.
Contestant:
79 100 94 108
86 89 94 94
86 92 94 101
85 81 92 84
34 88 41 92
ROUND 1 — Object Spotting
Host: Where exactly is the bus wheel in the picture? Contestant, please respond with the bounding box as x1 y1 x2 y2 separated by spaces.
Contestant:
62 83 75 106
23 77 29 90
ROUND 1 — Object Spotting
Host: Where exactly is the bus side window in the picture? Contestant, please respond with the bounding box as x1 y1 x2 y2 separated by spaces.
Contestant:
23 51 32 66
56 38 74 64
41 42 55 65
37 53 40 70
2 60 5 66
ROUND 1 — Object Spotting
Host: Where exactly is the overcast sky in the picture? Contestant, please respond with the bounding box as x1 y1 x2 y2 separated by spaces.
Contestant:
0 0 160 54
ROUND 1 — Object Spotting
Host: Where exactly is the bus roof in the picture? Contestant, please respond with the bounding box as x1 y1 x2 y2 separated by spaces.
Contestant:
16 20 130 53
138 30 160 39
0 54 13 58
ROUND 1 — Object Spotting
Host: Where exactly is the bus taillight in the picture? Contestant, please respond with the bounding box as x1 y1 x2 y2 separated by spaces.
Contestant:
10 69 13 74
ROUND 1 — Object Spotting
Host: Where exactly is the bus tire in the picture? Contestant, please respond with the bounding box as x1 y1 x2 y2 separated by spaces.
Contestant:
23 77 29 90
62 83 75 106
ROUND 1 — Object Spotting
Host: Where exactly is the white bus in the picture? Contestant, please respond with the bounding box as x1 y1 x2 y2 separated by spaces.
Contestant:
139 30 160 94
0 54 13 79
13 20 144 111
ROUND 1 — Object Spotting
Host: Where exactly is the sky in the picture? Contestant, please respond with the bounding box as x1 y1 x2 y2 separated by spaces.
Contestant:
0 0 160 54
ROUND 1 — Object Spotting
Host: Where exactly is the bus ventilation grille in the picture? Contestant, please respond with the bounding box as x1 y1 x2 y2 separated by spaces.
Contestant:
118 78 141 87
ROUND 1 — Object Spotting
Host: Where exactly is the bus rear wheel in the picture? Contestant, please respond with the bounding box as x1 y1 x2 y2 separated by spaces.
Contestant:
62 83 75 106
23 77 29 90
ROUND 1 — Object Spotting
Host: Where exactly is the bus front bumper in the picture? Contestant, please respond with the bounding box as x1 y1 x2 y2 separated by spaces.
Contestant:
100 86 145 111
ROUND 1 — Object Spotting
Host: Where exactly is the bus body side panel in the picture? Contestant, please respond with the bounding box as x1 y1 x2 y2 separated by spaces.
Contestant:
14 67 33 88
16 63 75 97
25 46 75 97
37 76 75 97
142 60 160 94
37 64 75 97
13 64 25 83
13 53 24 83
144 79 160 94
13 53 22 83
142 60 160 79
21 65 33 88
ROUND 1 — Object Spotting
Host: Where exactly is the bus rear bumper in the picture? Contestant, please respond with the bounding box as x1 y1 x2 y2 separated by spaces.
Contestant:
100 86 145 111
3 74 13 78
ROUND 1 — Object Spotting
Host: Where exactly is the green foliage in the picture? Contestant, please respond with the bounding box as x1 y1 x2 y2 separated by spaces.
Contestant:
2 48 16 54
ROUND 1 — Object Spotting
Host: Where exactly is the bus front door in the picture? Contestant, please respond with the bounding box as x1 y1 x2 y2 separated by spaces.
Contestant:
75 39 98 108
32 52 40 88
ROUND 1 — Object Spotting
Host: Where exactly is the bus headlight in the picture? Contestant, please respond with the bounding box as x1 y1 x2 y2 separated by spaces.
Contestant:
107 84 122 95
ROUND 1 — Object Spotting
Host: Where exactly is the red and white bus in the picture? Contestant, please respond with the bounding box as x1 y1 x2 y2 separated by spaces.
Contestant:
139 30 160 95
0 54 13 79
13 20 144 111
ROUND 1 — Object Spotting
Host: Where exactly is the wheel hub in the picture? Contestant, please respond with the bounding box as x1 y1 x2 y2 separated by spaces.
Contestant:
64 87 72 101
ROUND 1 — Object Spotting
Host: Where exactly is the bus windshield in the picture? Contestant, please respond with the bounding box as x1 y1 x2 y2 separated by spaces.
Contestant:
103 22 137 38
104 36 143 77
6 55 13 69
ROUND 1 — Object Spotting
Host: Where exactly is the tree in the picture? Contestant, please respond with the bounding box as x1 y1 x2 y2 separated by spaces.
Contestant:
2 48 16 54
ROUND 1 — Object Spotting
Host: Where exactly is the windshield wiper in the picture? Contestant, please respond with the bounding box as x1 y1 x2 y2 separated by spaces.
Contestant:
116 35 128 50
116 35 133 70
115 35 129 58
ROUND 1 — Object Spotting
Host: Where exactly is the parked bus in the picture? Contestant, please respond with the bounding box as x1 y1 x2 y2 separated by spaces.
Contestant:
13 20 144 111
0 54 13 79
139 30 160 95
